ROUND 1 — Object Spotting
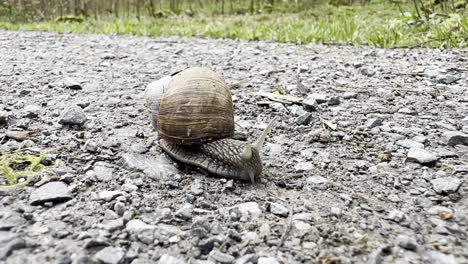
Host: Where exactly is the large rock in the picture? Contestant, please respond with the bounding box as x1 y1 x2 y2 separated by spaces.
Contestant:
444 131 468 146
59 106 86 126
29 181 72 206
406 148 438 164
431 177 461 194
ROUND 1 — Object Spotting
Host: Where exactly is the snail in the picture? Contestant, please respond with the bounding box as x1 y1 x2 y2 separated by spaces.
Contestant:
145 67 277 183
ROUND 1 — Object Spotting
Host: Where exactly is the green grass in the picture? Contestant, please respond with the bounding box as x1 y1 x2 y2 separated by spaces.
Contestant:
0 152 47 191
0 4 467 48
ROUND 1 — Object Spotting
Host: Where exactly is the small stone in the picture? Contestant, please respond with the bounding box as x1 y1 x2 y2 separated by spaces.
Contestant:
397 140 424 149
437 75 461 85
158 254 186 264
63 77 82 90
175 203 193 221
294 112 312 125
343 92 358 99
234 254 257 264
101 218 124 232
289 105 306 117
360 67 375 77
230 202 262 219
258 257 280 264
406 148 438 164
191 179 204 196
125 220 156 235
0 211 26 230
59 106 86 126
294 162 314 172
387 209 405 222
306 176 329 185
0 111 8 126
208 248 235 264
431 177 461 194
94 246 126 264
29 181 72 206
330 207 342 217
307 93 328 104
327 96 340 106
23 105 41 118
443 131 468 146
122 183 138 193
97 191 124 202
267 202 289 217
269 102 288 113
302 97 318 111
129 143 147 154
396 234 418 251
397 107 417 115
93 163 114 182
423 251 457 264
365 118 383 129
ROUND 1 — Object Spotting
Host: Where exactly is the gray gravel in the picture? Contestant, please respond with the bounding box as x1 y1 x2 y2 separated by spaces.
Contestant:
0 30 467 263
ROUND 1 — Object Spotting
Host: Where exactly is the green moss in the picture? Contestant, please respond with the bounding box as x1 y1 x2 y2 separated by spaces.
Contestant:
0 152 46 191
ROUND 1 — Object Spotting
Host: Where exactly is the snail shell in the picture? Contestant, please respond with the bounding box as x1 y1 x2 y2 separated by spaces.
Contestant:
145 75 172 129
156 67 235 145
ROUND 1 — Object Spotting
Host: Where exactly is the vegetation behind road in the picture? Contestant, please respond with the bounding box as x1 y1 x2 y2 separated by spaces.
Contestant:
0 0 467 48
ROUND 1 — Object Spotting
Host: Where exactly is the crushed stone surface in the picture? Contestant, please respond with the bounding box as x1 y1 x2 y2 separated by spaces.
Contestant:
0 30 467 263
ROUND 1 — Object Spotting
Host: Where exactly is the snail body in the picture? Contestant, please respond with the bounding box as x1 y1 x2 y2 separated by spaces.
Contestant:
145 67 276 183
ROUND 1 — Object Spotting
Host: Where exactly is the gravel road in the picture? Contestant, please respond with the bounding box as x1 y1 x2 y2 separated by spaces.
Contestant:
0 30 467 264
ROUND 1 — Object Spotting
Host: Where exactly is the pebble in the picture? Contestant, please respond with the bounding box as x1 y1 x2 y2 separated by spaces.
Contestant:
267 202 289 217
396 139 424 149
29 181 72 206
229 202 262 219
59 106 86 126
258 257 280 264
175 203 193 221
406 148 439 164
269 102 288 113
431 177 461 194
330 207 342 217
327 96 340 105
63 77 82 90
158 254 186 264
294 112 312 125
443 131 468 146
396 234 418 251
94 246 126 264
307 93 328 104
343 92 358 99
191 179 204 195
97 191 125 202
120 153 178 181
306 175 329 185
294 162 314 172
125 220 156 236
234 254 257 264
93 163 114 182
398 107 417 115
387 209 405 222
0 211 26 230
423 251 457 264
302 97 318 111
365 118 383 129
208 248 235 264
0 110 8 125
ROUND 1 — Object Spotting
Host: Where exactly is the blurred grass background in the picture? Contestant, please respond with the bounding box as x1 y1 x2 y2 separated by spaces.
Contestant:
0 0 466 48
